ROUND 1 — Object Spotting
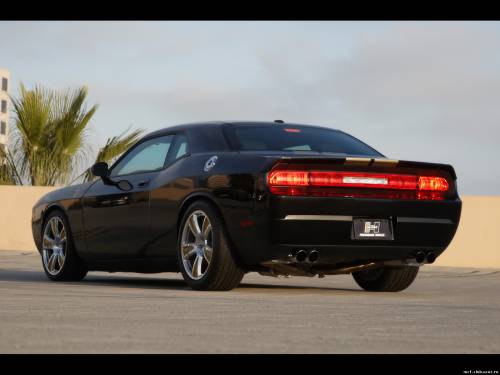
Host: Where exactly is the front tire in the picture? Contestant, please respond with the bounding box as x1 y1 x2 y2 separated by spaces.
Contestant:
352 266 419 292
177 201 244 291
41 211 87 281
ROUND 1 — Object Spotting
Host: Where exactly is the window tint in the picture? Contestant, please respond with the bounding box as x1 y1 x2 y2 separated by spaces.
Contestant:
110 135 173 177
1 100 6 113
1 78 7 92
0 121 6 135
187 125 229 152
173 134 189 160
164 133 190 165
176 142 188 159
232 125 382 157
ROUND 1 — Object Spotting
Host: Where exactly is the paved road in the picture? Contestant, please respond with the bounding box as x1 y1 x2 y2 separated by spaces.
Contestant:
0 250 499 353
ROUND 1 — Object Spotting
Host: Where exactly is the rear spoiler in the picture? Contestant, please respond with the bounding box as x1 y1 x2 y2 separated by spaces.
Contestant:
273 156 457 180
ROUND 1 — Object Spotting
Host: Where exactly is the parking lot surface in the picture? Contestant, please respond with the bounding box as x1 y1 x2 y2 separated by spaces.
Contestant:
0 250 499 353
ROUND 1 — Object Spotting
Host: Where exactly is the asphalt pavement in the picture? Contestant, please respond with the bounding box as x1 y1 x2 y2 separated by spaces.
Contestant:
0 250 499 353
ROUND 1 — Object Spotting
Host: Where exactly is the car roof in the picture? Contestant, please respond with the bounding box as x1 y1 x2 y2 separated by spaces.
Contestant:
142 121 339 139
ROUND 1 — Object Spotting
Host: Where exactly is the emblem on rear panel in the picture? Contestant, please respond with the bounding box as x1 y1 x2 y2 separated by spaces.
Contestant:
359 221 386 238
364 221 381 234
204 156 218 172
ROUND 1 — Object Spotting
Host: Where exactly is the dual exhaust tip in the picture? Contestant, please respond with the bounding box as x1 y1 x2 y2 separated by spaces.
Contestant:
293 249 319 263
415 251 436 264
292 249 434 265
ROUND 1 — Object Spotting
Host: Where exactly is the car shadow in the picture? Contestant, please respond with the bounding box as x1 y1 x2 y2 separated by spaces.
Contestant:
85 278 362 293
0 269 48 282
0 269 363 293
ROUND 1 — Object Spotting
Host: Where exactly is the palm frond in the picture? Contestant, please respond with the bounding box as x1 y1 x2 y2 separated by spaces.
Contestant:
0 146 22 185
9 83 98 186
83 127 144 182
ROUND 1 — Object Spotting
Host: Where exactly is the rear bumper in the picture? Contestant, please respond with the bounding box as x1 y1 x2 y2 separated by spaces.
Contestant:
229 195 462 267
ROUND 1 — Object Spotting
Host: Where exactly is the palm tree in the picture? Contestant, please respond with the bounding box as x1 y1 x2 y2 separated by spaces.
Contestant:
0 146 21 185
9 84 98 186
82 127 143 183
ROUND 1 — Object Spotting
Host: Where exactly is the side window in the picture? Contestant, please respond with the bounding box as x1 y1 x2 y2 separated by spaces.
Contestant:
110 135 174 177
172 133 190 162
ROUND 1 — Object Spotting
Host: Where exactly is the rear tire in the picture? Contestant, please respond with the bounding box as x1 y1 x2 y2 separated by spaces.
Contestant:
41 211 88 281
177 200 244 291
352 266 419 292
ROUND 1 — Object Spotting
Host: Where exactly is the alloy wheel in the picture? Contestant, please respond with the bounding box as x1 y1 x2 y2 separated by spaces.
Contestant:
42 216 67 276
180 210 213 280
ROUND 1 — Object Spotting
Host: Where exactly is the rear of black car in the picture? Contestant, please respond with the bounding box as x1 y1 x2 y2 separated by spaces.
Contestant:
266 157 461 264
225 122 462 269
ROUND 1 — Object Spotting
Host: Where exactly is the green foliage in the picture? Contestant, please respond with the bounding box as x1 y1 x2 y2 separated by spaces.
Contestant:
83 127 143 183
4 83 143 187
0 146 18 185
9 84 97 186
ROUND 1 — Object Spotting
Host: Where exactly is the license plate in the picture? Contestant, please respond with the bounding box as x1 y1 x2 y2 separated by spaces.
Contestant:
352 218 394 240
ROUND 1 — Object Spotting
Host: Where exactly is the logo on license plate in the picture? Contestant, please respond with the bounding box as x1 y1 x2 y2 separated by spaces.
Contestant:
360 221 385 237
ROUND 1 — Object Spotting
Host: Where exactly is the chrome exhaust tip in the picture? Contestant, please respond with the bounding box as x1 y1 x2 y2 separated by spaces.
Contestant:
415 251 426 264
308 250 319 263
295 250 308 263
426 252 436 264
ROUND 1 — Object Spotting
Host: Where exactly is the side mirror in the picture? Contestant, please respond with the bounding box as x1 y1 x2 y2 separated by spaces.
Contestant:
91 162 131 191
91 162 109 178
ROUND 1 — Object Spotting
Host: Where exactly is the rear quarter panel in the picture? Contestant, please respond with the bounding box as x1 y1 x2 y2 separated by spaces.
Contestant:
147 152 275 262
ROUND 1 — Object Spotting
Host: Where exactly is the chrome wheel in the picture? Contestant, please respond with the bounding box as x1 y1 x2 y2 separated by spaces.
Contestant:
181 210 213 280
42 216 67 276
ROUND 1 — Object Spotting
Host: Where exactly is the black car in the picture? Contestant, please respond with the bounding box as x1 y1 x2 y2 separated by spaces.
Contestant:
32 121 461 291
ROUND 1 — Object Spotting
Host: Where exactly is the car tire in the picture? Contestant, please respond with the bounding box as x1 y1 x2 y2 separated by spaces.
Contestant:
41 210 88 281
352 266 419 292
177 200 244 291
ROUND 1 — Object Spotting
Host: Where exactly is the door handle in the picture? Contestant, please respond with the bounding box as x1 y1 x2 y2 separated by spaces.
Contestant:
98 195 129 207
137 180 150 188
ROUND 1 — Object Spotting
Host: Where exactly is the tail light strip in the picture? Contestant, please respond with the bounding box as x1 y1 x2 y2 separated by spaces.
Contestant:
268 170 449 199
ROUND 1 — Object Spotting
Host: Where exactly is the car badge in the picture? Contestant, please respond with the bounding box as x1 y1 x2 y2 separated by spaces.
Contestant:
204 156 218 172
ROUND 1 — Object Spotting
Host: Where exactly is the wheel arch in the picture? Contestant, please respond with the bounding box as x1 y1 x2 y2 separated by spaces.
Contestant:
40 204 71 243
177 192 246 269
177 192 225 234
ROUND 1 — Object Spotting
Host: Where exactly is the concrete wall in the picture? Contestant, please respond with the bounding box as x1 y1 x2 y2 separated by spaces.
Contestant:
0 186 498 268
435 196 500 268
0 186 56 251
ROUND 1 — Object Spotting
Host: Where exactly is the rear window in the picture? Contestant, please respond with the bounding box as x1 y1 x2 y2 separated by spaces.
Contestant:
231 125 382 157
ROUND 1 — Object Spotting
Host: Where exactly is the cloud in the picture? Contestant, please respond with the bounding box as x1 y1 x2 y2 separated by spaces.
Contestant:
1 21 499 193
157 22 500 194
316 22 500 194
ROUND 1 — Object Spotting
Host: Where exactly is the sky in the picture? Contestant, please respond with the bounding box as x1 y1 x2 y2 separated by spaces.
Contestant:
0 21 499 194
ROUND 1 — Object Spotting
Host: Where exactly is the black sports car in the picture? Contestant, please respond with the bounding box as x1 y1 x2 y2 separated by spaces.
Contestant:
32 121 461 291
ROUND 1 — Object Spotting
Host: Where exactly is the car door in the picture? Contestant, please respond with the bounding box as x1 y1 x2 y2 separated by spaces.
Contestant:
82 135 175 259
148 132 192 258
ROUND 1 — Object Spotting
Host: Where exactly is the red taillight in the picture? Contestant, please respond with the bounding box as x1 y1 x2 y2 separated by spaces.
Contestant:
267 170 449 200
418 176 449 191
268 171 309 186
